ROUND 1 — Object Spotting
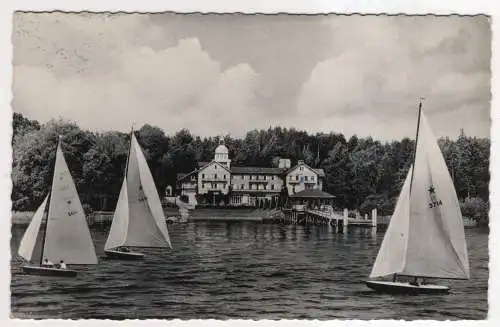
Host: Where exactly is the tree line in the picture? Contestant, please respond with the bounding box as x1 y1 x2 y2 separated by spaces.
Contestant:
11 113 490 221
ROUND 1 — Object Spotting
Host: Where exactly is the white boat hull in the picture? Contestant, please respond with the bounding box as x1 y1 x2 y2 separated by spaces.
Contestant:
365 280 450 294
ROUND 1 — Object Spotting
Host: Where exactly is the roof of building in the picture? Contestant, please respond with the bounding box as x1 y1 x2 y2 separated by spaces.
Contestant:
176 169 198 181
286 161 325 177
198 160 231 173
289 189 335 199
230 166 287 175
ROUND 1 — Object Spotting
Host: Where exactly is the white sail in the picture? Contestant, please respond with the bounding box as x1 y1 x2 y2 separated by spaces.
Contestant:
112 133 171 248
132 134 172 248
402 111 469 279
18 195 48 262
370 168 412 278
43 139 98 264
370 109 469 280
104 178 130 250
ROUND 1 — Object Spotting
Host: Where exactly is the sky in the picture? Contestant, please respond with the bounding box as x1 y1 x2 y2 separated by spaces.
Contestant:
12 13 491 141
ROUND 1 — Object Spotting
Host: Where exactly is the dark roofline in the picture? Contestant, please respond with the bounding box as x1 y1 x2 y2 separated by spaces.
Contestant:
289 189 335 199
230 166 286 175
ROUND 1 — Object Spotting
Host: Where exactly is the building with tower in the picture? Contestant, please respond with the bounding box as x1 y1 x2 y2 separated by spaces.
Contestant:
176 141 325 207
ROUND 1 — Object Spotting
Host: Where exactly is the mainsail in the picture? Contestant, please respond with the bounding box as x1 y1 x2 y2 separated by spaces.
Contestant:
43 139 98 265
105 132 172 250
18 195 48 262
370 107 469 280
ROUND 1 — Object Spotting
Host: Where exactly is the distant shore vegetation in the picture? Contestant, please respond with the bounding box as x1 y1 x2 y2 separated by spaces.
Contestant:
11 113 490 223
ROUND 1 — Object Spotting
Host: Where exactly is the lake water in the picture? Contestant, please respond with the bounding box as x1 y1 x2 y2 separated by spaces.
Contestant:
10 221 488 320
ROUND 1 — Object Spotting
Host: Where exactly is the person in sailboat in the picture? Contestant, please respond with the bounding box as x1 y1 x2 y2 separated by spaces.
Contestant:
59 260 67 269
42 258 54 268
118 246 130 253
409 277 426 286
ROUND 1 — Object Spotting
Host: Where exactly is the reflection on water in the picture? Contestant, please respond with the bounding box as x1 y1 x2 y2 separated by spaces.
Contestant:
10 221 488 320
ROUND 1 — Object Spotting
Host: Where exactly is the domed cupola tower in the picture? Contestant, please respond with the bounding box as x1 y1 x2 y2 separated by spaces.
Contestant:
214 139 231 168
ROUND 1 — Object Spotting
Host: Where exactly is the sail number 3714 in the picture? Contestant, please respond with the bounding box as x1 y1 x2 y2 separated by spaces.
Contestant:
429 200 443 208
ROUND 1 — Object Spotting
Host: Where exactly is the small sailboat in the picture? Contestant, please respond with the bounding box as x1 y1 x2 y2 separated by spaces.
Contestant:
17 136 98 277
104 130 172 260
365 101 470 294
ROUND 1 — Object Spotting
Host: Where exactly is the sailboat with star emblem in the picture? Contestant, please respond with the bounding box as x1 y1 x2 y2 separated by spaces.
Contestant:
365 100 470 294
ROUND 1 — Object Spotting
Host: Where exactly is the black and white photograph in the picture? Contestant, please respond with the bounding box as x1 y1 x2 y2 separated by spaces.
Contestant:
5 6 493 322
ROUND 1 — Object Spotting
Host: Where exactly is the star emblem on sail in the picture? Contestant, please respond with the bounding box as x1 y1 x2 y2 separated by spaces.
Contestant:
428 185 443 209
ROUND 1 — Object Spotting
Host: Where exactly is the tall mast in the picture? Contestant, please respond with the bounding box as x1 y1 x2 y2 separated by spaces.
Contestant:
392 100 422 281
39 135 61 266
124 127 134 178
409 99 423 194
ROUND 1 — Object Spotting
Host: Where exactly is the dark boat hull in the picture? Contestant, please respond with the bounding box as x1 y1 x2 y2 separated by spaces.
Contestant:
104 250 144 260
365 280 450 295
21 265 77 277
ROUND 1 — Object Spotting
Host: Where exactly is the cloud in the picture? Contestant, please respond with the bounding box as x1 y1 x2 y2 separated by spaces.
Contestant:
295 15 491 140
12 13 491 141
13 35 260 136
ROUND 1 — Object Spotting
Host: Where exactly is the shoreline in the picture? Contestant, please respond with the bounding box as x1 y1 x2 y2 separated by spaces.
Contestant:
11 208 279 225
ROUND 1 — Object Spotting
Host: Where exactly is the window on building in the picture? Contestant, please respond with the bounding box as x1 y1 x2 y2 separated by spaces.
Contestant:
305 176 308 181
272 176 275 180
311 176 314 181
271 184 275 190
241 185 244 190
214 174 218 179
296 175 299 180
299 166 303 171
202 173 205 179
224 175 226 179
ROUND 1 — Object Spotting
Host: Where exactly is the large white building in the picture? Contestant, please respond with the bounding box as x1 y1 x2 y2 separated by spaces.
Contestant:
176 141 325 206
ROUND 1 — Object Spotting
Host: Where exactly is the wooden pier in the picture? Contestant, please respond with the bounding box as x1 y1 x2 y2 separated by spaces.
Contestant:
277 207 388 233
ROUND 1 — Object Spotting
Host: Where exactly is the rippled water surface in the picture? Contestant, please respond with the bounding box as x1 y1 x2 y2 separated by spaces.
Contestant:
10 221 488 320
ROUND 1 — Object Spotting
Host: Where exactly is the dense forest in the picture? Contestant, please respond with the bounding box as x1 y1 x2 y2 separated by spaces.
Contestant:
11 113 490 222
